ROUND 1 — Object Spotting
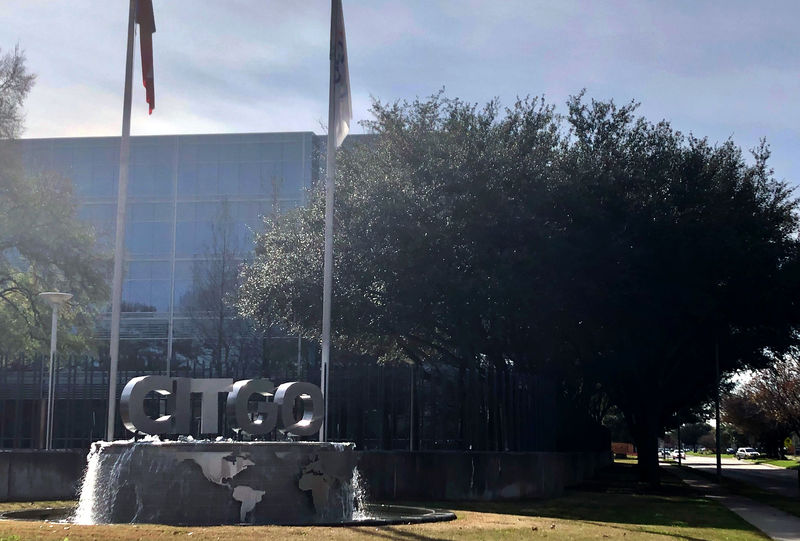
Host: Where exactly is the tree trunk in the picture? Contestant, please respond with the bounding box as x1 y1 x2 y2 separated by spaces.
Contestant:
458 361 466 448
631 410 661 486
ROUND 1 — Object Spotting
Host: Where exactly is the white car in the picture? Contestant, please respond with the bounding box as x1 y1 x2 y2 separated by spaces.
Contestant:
735 447 760 459
671 449 686 459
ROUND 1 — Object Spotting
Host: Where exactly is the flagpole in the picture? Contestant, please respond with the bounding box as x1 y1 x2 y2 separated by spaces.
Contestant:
107 0 137 442
320 0 338 443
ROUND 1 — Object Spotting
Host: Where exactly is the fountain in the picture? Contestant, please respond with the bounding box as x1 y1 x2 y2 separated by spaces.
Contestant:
10 375 454 527
72 439 362 525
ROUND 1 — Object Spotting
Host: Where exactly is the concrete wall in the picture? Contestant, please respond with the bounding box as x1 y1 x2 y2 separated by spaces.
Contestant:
0 449 610 502
0 450 86 501
356 451 611 501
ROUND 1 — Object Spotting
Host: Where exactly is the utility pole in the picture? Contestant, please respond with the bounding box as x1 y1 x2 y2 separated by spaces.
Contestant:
715 340 722 482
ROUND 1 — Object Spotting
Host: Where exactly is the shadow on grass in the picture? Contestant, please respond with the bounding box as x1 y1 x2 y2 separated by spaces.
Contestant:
577 521 723 541
344 526 450 541
444 463 755 532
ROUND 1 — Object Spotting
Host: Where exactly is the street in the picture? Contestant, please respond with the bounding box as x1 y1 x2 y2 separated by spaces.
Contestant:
680 454 800 498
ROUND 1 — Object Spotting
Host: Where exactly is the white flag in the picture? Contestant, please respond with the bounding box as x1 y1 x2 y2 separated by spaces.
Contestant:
331 0 351 148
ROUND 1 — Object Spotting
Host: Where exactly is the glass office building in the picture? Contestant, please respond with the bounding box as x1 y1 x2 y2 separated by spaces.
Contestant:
17 132 319 372
4 133 563 453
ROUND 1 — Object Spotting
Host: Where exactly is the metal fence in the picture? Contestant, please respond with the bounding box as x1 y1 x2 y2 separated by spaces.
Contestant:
0 353 557 452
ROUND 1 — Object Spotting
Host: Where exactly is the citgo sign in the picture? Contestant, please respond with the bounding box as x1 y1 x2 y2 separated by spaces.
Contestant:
119 376 323 437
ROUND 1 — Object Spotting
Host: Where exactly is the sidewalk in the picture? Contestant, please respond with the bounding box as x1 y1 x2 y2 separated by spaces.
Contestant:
668 463 800 541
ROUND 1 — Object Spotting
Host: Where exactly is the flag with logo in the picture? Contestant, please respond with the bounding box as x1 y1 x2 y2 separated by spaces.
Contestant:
136 0 156 114
331 0 351 147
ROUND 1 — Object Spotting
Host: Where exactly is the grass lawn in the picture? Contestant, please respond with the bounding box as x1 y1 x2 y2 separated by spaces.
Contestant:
750 458 800 469
0 463 768 541
686 453 735 460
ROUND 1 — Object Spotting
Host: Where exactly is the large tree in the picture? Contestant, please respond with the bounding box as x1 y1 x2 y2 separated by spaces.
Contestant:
753 352 800 438
0 45 34 139
557 95 800 482
0 46 109 355
723 388 790 458
731 353 800 450
239 93 800 483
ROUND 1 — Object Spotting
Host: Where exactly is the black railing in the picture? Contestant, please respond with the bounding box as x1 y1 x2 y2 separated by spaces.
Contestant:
0 354 556 452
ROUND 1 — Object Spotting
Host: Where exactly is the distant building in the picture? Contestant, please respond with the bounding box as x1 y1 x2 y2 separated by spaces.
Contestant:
17 132 324 371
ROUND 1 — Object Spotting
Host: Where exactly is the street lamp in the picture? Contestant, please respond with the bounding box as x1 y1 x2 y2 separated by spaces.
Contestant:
39 291 73 450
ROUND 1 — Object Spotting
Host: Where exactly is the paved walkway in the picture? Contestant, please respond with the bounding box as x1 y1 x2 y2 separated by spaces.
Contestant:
668 463 800 541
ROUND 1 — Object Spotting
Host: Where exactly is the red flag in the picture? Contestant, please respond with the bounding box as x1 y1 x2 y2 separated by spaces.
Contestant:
136 0 155 114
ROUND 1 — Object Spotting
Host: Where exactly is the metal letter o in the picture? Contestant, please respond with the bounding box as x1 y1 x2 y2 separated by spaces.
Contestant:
274 381 324 436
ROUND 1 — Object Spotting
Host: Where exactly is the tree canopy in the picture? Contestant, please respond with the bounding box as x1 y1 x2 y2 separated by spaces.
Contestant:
239 92 800 483
752 353 800 439
723 353 800 457
723 388 790 458
0 46 109 356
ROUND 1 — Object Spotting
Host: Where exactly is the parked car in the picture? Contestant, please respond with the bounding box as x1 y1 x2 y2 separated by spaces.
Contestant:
671 449 686 459
735 447 760 459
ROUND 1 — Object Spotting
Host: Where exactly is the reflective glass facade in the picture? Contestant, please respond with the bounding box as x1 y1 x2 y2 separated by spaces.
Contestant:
18 132 317 370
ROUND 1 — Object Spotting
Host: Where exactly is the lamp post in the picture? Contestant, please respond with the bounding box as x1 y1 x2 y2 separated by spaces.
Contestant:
38 291 73 450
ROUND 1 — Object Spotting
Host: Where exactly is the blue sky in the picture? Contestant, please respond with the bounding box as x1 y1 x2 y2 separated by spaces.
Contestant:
1 0 797 187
